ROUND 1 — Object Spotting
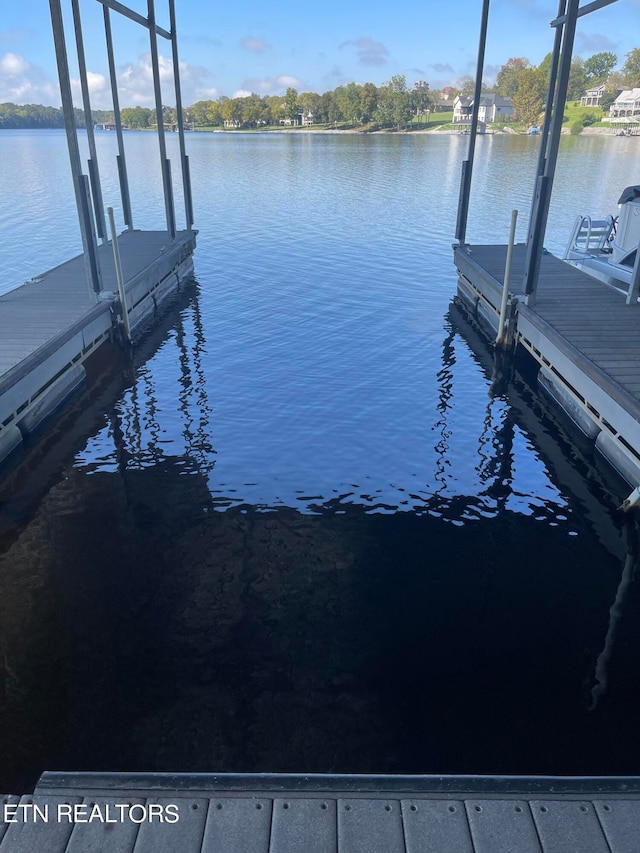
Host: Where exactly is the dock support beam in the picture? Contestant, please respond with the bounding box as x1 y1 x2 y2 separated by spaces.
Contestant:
103 6 133 230
49 0 103 299
169 0 194 229
455 0 490 245
523 0 580 307
71 0 107 243
148 0 176 240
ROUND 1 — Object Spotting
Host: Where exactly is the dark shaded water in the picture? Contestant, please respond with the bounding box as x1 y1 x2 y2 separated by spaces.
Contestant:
1 131 640 791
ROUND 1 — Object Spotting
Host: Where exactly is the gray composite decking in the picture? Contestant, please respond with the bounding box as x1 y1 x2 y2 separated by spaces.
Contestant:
2 774 640 852
0 229 196 462
454 244 640 407
453 243 640 486
0 230 194 383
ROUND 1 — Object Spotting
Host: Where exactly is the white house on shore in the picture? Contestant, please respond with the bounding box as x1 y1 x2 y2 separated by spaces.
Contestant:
452 94 514 124
610 88 640 118
580 84 606 108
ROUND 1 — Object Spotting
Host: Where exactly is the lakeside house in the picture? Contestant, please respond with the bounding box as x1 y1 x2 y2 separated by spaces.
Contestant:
610 88 640 118
452 93 514 124
580 84 606 108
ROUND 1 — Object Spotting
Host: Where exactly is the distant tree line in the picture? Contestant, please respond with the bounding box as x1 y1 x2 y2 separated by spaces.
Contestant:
0 102 114 129
1 46 638 131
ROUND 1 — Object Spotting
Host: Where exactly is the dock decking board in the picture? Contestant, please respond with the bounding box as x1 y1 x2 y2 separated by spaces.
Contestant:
0 229 196 459
453 243 640 485
3 789 640 852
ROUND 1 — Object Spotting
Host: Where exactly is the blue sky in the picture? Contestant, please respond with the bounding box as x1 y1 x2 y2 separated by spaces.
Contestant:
0 0 637 108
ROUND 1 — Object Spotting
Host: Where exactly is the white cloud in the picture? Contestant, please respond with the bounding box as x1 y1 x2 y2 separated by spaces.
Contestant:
0 51 59 104
0 48 219 110
111 53 215 109
70 71 110 108
239 74 303 95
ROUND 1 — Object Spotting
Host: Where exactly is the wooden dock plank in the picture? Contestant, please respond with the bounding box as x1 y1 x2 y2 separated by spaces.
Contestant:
132 797 208 853
337 799 405 853
465 800 542 853
530 801 610 852
269 798 337 853
594 801 640 853
401 799 474 853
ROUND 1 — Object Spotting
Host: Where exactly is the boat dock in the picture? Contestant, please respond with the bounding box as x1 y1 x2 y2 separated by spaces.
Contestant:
2 772 640 852
0 229 196 466
454 243 640 488
0 0 197 469
452 0 640 497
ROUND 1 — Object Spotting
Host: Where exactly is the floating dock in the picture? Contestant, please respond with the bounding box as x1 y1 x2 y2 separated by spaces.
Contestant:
0 0 197 469
0 229 196 467
453 244 640 489
452 0 640 497
1 772 640 852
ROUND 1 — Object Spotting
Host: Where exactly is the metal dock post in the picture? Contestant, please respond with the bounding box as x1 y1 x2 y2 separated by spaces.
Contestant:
148 0 177 240
103 5 133 230
49 0 103 300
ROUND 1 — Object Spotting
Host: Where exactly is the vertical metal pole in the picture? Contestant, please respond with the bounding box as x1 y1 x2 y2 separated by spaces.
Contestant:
523 0 580 305
169 0 194 228
49 0 102 299
148 0 176 239
71 0 107 243
626 243 640 305
496 209 518 345
104 5 133 229
532 0 566 184
107 207 132 341
455 0 490 244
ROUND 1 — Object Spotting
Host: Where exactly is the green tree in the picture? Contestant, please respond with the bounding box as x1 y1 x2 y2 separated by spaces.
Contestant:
335 82 362 125
359 82 378 124
241 93 267 126
512 67 546 126
538 52 552 83
410 80 432 121
621 48 640 86
567 57 587 101
263 95 285 124
496 57 531 98
583 51 617 85
284 87 299 122
316 90 342 125
298 91 320 123
219 97 242 125
121 106 152 128
455 75 476 97
377 74 411 129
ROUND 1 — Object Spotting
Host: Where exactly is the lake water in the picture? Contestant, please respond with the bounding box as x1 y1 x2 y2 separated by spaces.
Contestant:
1 129 640 791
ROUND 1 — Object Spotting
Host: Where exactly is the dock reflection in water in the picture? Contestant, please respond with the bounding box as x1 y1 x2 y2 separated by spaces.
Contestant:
0 282 639 792
3 131 640 793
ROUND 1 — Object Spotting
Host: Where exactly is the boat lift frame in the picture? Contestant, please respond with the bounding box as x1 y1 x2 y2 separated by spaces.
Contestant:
455 0 620 308
49 0 195 301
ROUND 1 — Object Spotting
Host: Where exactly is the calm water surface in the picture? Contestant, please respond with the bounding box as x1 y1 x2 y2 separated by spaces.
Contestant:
1 130 640 790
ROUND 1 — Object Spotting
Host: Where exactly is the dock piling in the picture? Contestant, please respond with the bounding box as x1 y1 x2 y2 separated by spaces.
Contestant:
495 209 518 347
107 207 132 343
